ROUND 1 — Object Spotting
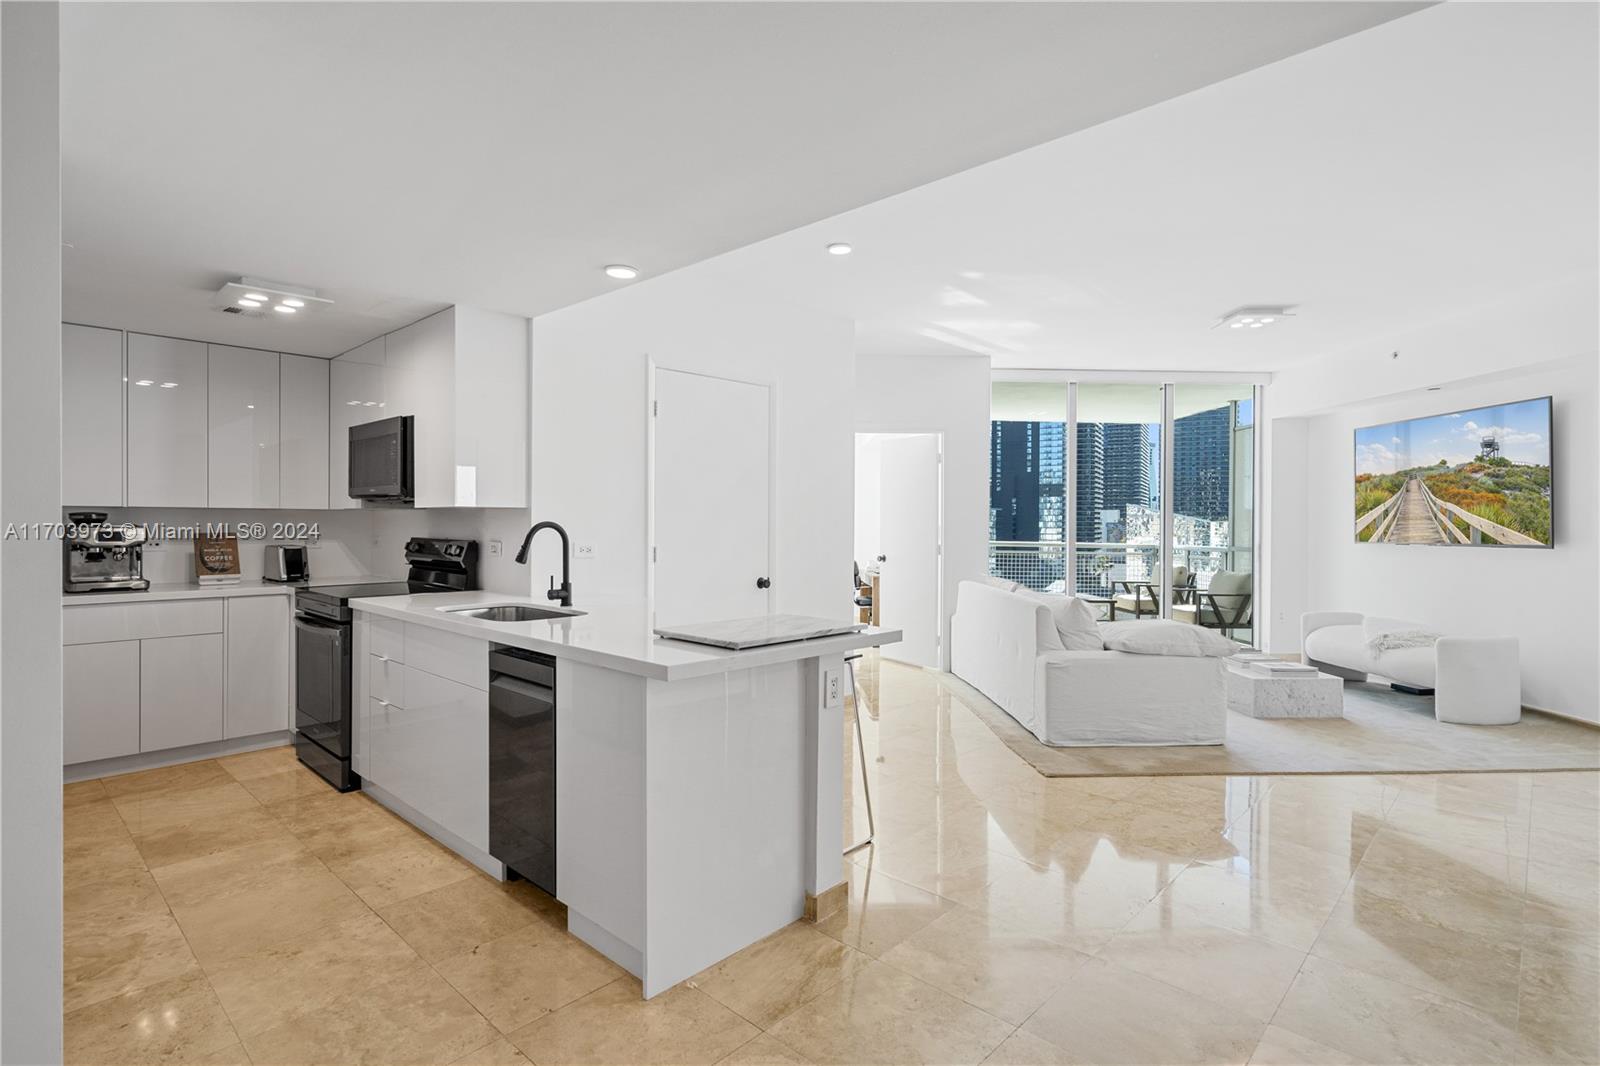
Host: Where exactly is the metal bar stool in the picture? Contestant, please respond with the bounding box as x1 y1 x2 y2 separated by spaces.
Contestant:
844 651 875 854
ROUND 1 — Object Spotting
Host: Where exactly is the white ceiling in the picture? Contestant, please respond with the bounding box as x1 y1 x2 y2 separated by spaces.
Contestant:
60 1 1419 357
692 2 1599 374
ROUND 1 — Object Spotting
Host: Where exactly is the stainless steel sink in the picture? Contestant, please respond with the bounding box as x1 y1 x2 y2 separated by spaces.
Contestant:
445 604 584 622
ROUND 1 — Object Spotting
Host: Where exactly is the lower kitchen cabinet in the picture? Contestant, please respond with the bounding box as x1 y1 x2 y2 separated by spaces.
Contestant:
391 664 488 851
225 596 290 738
63 641 141 763
139 634 226 752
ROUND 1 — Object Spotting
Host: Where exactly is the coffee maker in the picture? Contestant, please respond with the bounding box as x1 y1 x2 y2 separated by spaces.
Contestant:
63 512 151 594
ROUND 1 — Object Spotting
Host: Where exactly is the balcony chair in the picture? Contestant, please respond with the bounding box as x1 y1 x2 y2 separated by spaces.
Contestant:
1111 565 1194 619
1172 570 1253 639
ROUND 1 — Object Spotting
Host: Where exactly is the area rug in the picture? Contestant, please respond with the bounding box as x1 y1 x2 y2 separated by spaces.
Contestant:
944 672 1600 777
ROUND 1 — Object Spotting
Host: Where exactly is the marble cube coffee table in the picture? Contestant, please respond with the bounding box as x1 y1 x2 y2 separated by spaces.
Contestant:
1224 661 1345 719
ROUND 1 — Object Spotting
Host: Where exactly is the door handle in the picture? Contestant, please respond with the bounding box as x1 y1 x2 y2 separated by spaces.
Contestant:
756 577 771 589
876 555 886 562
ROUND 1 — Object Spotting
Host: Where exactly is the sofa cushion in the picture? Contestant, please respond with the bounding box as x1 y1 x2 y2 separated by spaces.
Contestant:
1099 620 1238 658
982 575 1021 593
1363 615 1429 638
1019 590 1103 651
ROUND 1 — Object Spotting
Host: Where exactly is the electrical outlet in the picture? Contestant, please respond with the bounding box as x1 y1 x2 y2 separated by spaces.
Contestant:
575 543 596 560
824 669 842 709
488 539 503 557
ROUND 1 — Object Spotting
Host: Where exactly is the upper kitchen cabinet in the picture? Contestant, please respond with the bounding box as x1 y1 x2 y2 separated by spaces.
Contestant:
280 353 330 508
62 323 125 507
208 344 281 508
127 333 208 507
329 306 527 509
329 336 386 510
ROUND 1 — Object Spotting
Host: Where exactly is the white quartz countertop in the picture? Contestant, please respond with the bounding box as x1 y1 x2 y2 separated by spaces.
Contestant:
63 578 296 606
349 590 902 681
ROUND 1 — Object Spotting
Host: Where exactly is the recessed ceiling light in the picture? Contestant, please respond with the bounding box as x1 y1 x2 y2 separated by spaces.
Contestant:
1214 305 1296 331
159 382 178 388
237 299 261 309
243 292 268 302
345 400 362 406
134 379 154 387
212 278 331 316
604 264 639 280
281 298 304 308
826 242 853 256
273 304 296 314
246 404 255 409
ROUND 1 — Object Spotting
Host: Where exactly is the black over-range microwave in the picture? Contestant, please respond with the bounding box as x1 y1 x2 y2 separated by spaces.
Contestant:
349 415 414 502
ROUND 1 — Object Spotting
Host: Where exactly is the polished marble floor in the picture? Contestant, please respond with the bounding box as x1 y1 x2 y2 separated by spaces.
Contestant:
63 657 1599 1064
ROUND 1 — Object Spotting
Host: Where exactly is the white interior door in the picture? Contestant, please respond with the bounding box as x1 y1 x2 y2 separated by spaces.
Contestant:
878 434 941 668
653 368 771 627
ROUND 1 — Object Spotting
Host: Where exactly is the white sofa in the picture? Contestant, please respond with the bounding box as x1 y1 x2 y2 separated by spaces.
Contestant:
1301 612 1521 725
951 581 1226 746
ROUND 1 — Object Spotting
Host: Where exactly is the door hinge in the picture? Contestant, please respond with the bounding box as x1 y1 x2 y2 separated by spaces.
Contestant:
652 400 658 417
651 545 657 562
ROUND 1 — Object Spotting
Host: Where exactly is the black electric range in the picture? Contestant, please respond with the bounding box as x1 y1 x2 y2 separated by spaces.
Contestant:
292 538 479 791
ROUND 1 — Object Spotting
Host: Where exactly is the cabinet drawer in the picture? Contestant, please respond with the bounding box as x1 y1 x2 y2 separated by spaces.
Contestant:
370 654 404 707
404 624 487 691
65 599 224 645
370 617 405 664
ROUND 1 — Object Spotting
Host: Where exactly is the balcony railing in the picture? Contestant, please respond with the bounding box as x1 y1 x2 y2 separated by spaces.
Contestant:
989 541 1253 595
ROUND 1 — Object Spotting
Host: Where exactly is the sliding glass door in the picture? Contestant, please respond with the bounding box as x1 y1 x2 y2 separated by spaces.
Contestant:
989 377 1262 644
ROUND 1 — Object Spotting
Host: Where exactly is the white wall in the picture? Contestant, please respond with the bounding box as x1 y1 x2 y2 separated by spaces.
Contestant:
525 270 855 616
852 436 882 568
2 4 65 1060
854 353 991 670
1271 353 1597 720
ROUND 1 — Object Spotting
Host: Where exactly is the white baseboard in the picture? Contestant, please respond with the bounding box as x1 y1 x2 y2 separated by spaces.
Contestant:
64 731 292 783
361 781 507 881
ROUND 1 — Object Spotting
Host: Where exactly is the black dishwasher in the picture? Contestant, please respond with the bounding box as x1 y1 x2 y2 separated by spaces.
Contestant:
488 646 557 895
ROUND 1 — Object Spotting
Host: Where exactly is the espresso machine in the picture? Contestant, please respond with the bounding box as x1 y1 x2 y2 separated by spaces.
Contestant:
63 512 151 594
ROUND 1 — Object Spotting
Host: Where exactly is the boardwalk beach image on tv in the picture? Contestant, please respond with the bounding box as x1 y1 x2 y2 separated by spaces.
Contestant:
1354 397 1553 547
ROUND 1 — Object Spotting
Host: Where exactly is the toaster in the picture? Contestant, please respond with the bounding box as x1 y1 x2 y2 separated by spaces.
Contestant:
264 544 309 583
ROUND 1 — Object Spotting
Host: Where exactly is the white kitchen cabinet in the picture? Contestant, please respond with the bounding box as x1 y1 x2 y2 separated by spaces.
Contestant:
279 353 330 509
328 341 386 509
127 333 209 506
62 323 125 506
140 633 224 751
64 640 141 764
225 596 289 738
393 663 488 850
208 344 281 508
326 305 527 509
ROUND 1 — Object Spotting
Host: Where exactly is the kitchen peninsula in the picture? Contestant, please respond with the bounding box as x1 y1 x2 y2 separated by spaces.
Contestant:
348 589 899 998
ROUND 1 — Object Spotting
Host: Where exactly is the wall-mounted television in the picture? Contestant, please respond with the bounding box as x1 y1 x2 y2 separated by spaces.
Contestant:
1354 396 1553 548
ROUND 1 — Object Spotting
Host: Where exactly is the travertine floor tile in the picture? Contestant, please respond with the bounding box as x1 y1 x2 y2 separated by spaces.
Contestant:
813 863 960 958
765 961 1012 1065
1247 1024 1361 1065
508 978 758 1065
314 820 476 908
101 760 234 801
377 870 559 963
203 910 422 1037
716 1033 812 1065
235 764 333 805
215 744 299 782
435 921 626 1032
130 805 300 871
451 1035 534 1065
64 869 200 1013
1101 910 1307 1022
1271 955 1518 1065
979 1029 1076 1065
692 921 870 1028
240 958 496 1066
64 970 241 1066
1020 957 1264 1065
878 907 1087 1025
65 777 109 808
152 836 368 966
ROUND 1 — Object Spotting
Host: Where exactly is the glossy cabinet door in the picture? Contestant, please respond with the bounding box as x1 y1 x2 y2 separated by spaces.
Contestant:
140 633 225 751
280 353 330 509
127 333 208 506
383 309 453 506
61 323 125 507
328 341 386 510
225 596 290 738
208 344 281 508
394 664 489 850
63 640 140 764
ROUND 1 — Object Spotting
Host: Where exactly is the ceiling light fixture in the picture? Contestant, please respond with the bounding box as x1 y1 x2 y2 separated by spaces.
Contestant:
826 242 853 256
159 382 178 388
134 379 154 387
604 264 639 280
1214 305 1297 331
212 277 332 318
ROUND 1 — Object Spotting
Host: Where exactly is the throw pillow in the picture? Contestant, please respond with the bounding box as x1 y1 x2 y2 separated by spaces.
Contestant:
1099 620 1238 658
1018 590 1103 651
982 575 1020 593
